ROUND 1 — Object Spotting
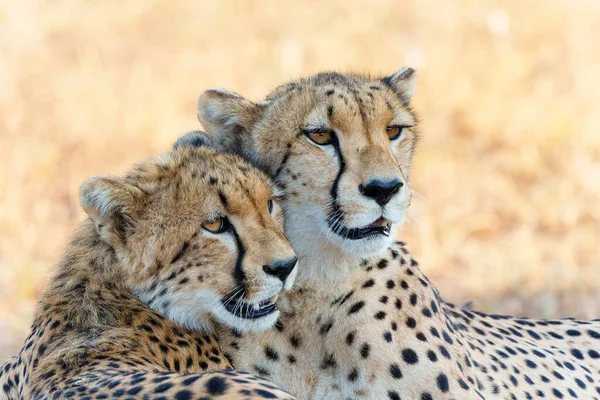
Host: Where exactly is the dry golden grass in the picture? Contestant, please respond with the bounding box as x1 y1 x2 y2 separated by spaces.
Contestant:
1 0 599 361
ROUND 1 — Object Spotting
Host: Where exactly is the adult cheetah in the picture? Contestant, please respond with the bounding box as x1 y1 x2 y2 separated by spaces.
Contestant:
0 134 297 399
195 69 600 399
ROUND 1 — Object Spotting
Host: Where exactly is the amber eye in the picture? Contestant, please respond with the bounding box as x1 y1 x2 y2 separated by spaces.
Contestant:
267 199 275 214
305 129 334 145
386 126 404 141
202 218 227 233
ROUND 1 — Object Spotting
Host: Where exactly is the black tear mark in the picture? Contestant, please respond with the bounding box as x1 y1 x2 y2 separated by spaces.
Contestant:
171 242 189 264
230 225 246 289
274 151 291 179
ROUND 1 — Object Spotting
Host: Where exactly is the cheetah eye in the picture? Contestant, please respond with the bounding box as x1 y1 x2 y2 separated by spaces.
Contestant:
304 129 334 146
202 217 228 234
386 125 407 141
267 199 274 214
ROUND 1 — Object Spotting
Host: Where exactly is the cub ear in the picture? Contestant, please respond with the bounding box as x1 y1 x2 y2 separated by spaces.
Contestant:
173 130 212 150
79 176 144 247
196 89 265 155
381 67 416 104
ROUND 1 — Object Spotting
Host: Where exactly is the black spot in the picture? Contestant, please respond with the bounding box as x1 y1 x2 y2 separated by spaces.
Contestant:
346 331 355 345
571 349 584 360
437 373 449 392
362 279 375 288
265 346 279 361
290 335 301 348
388 390 401 400
374 311 386 320
204 376 228 395
360 343 370 358
395 299 402 310
442 331 454 344
326 89 335 96
439 345 451 359
410 293 418 306
383 331 393 342
348 368 359 382
348 301 365 314
320 320 334 335
255 389 279 398
402 348 419 364
377 259 388 269
254 365 271 377
389 363 402 379
154 382 174 393
174 390 193 400
338 290 354 305
427 350 438 362
320 354 337 370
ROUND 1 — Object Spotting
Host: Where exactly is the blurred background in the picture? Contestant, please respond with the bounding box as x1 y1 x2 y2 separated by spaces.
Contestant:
1 0 599 361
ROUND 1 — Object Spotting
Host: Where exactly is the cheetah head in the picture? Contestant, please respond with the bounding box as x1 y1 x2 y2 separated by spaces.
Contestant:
197 69 417 281
79 132 297 332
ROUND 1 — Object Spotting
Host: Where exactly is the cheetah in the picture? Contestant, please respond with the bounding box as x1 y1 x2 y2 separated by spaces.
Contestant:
195 69 600 399
0 134 297 399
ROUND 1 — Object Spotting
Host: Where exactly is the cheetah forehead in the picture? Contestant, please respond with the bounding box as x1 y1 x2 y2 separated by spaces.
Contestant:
123 145 274 199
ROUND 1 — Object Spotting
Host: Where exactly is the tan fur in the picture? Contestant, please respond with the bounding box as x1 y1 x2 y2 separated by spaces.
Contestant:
198 71 600 399
0 142 296 399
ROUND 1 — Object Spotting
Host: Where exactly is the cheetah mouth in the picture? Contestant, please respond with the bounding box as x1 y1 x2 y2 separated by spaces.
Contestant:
329 216 391 240
223 294 279 319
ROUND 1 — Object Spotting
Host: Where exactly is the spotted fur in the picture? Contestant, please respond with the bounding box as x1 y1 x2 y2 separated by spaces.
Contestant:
0 138 296 399
198 70 600 399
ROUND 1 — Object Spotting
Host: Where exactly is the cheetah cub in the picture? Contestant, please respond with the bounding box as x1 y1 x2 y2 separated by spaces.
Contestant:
0 132 296 400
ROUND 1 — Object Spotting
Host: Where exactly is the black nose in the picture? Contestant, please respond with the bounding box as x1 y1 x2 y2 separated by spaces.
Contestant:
263 257 298 282
359 179 403 206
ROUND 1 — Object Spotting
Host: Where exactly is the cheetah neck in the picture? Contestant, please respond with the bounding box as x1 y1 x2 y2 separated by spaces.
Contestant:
289 225 392 288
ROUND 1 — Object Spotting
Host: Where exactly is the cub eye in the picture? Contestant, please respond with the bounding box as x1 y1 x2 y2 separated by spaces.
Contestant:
305 129 334 146
386 126 405 141
267 199 275 214
202 218 227 233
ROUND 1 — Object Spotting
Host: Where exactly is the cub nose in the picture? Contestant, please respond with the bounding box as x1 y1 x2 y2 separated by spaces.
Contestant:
263 257 298 282
359 179 404 206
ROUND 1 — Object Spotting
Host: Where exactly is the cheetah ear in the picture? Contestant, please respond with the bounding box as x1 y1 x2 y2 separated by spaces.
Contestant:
381 67 416 104
196 89 266 157
79 176 144 247
173 130 212 150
